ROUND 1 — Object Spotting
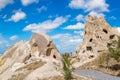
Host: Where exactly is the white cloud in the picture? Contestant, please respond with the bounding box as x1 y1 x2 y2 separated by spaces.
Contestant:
2 15 7 19
0 0 13 9
74 30 84 36
69 37 82 43
110 16 116 20
117 27 120 33
52 33 82 44
0 34 19 54
52 33 82 53
51 33 70 39
0 34 9 53
69 0 109 13
63 22 84 30
75 14 85 22
21 0 39 6
69 0 85 9
10 35 18 41
37 6 47 13
89 11 105 17
23 16 67 33
7 10 26 22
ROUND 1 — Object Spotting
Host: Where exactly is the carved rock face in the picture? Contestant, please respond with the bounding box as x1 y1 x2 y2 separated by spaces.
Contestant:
0 32 62 80
29 33 61 59
76 15 120 63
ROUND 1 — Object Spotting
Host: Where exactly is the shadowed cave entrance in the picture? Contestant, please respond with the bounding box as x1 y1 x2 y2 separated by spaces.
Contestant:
46 48 56 59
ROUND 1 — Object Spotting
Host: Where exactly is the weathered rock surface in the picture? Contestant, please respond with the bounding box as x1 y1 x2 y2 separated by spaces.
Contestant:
73 15 120 68
0 32 62 80
29 33 61 58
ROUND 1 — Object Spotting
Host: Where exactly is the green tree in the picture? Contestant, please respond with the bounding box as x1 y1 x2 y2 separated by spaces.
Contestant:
107 36 120 62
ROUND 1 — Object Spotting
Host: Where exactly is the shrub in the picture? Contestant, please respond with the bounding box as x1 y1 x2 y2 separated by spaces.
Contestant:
62 53 72 80
107 36 120 62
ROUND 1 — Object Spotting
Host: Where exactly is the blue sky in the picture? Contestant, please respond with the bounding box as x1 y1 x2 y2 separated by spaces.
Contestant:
0 0 120 54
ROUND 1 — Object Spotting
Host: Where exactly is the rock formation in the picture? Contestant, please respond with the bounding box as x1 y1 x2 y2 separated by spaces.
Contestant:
73 15 120 68
0 32 62 80
29 33 61 58
0 15 120 80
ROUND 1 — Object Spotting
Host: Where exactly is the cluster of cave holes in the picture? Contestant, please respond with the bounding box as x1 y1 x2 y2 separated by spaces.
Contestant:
102 29 115 39
83 28 115 59
85 28 108 35
82 46 92 53
32 42 57 59
82 46 94 59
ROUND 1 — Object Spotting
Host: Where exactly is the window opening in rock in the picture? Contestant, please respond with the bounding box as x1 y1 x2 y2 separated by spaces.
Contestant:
86 46 92 51
46 48 53 56
53 55 56 59
83 50 85 53
89 38 93 42
103 29 108 34
109 35 115 39
33 43 38 47
88 55 94 59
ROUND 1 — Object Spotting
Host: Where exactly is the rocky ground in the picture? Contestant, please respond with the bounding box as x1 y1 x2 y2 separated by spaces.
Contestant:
77 57 120 77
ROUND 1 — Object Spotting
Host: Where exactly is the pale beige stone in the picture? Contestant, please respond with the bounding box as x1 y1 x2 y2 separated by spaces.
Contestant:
0 32 62 80
73 15 120 68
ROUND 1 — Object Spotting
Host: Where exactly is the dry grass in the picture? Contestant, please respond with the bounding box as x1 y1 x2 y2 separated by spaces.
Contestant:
16 61 45 71
78 52 120 76
0 59 6 67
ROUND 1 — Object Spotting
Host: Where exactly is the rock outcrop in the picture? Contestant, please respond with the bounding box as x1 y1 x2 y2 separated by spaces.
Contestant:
73 15 120 68
29 33 61 58
0 32 62 80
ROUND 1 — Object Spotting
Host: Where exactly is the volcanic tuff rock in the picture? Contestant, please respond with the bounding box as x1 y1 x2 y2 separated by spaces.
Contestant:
73 15 120 68
29 33 61 58
0 15 120 80
0 32 62 80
